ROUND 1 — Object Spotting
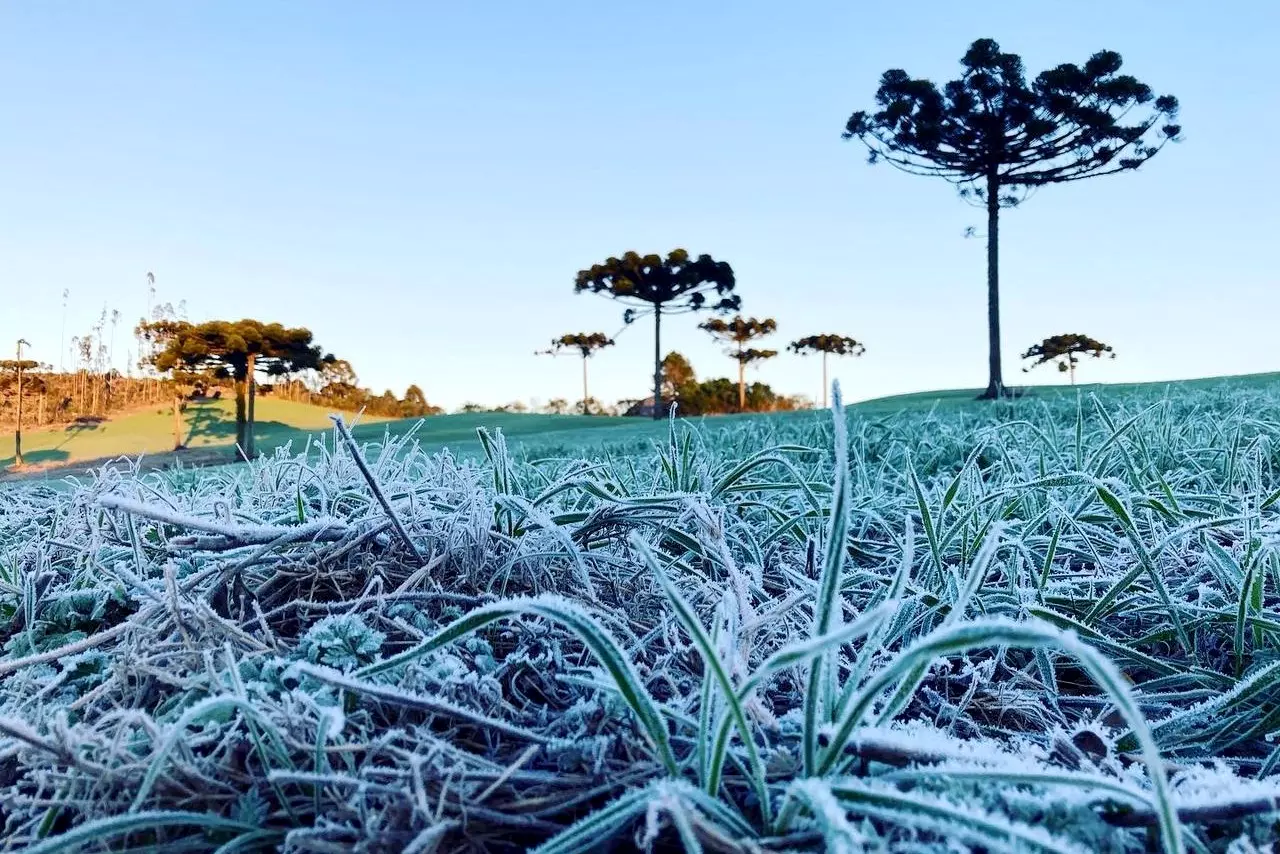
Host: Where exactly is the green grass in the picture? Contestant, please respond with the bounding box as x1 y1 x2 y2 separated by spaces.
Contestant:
7 370 1280 476
0 398 364 470
853 369 1280 415
0 399 648 472
2 378 1280 850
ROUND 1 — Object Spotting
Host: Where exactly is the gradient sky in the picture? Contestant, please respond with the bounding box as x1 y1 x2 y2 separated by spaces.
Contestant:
2 1 1277 411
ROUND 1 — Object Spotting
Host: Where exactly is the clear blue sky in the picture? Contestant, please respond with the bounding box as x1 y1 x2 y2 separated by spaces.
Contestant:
2 1 1277 411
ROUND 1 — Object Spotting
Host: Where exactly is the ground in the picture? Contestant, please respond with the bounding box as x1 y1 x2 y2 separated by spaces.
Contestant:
0 375 1278 851
6 371 1279 482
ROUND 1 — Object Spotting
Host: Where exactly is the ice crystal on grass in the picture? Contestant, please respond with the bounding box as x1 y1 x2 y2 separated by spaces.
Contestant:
300 614 386 671
0 382 1279 851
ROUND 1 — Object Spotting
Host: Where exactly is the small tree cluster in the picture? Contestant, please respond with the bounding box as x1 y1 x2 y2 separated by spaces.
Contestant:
699 316 779 412
575 250 738 419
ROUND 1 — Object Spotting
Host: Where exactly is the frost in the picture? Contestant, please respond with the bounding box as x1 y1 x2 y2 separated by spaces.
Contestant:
299 614 386 671
0 382 1278 851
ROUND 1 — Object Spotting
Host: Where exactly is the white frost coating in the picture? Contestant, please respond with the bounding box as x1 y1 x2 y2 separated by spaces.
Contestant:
97 493 349 543
0 382 1277 852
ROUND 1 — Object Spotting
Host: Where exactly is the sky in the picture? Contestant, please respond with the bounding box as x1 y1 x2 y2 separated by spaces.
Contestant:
2 1 1277 411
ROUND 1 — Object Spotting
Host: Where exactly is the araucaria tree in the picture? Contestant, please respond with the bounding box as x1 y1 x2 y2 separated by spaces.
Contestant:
789 334 865 408
843 38 1179 399
1021 333 1114 385
2 341 38 466
142 319 327 460
575 250 738 419
699 316 778 412
545 332 614 415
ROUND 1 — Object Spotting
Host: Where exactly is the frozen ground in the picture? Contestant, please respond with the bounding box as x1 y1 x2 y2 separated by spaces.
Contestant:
0 383 1278 852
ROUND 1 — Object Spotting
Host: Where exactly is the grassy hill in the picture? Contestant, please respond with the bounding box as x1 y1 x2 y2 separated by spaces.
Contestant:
6 370 1280 477
0 398 656 475
0 398 386 472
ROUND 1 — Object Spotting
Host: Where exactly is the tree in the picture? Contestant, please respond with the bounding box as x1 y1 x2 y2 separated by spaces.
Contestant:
699 315 779 412
2 339 36 466
575 250 738 419
660 351 696 399
843 38 1179 399
142 319 327 460
399 384 442 418
543 332 615 415
1021 333 1114 385
544 398 570 415
789 334 866 408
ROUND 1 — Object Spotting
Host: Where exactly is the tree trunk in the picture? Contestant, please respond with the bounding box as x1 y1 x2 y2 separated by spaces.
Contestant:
822 352 829 409
14 359 24 466
983 171 1004 399
737 351 746 413
246 354 257 459
652 306 663 420
173 394 183 450
1069 360 1076 385
234 373 248 460
582 354 590 416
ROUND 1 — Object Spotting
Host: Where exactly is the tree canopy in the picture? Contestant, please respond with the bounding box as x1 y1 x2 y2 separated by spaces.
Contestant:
660 352 696 394
789 335 866 358
574 250 738 317
843 38 1178 398
575 249 738 419
1021 333 1115 384
549 332 614 358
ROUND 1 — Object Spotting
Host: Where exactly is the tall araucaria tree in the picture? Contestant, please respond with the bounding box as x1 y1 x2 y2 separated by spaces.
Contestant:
141 319 328 460
699 315 779 412
789 334 865 408
542 332 615 415
1021 333 1114 385
2 338 38 466
575 250 738 419
843 38 1179 399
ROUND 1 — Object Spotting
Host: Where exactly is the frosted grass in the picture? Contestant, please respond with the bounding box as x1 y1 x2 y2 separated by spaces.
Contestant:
0 381 1277 851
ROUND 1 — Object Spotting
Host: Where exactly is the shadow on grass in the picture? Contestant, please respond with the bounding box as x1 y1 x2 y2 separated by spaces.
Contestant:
185 401 234 446
0 447 71 471
46 416 107 452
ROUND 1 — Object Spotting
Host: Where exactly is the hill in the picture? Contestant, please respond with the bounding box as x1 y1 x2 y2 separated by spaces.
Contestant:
5 370 1280 480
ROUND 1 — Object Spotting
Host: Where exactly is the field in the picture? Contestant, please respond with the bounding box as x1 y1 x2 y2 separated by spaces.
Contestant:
0 398 650 478
10 371 1280 478
1 379 1279 852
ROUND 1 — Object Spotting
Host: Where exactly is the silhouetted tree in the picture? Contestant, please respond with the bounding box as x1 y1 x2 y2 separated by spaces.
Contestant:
544 332 614 415
843 38 1179 399
700 316 779 412
789 334 866 408
141 319 327 460
575 250 738 419
544 398 570 415
1021 334 1114 384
